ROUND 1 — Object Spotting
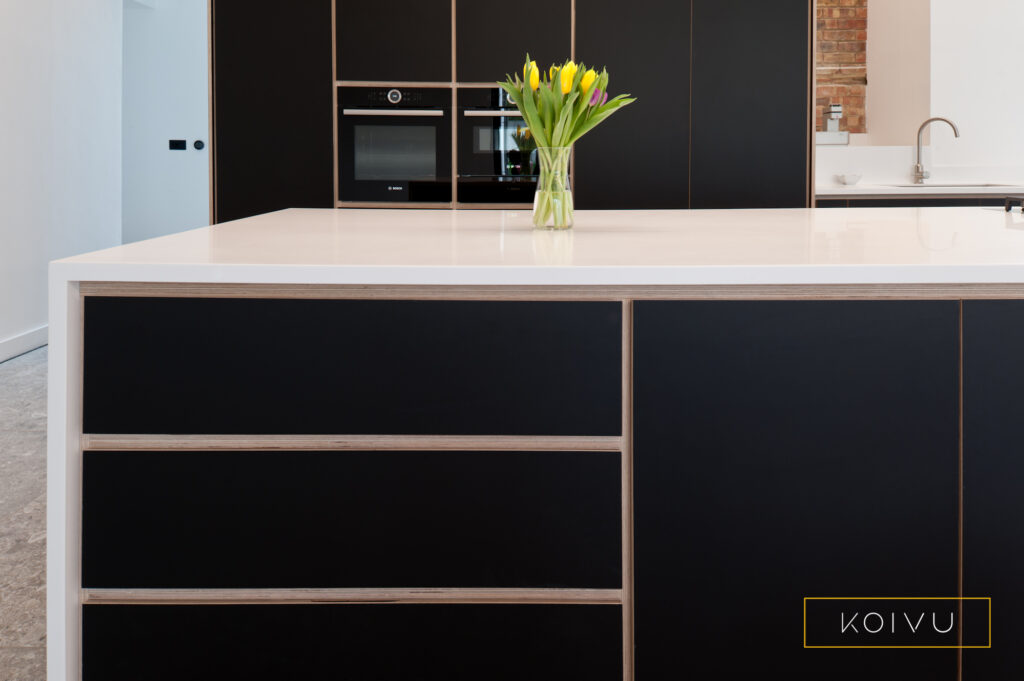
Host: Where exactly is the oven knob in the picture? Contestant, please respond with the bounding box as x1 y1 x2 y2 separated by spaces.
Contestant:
386 89 402 104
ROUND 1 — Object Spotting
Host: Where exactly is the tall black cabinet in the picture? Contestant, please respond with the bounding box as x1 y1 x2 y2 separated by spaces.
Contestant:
690 0 811 208
575 0 691 210
575 0 811 209
212 0 335 222
634 301 960 679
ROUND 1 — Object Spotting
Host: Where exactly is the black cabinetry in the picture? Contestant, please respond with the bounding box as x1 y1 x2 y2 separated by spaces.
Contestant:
963 301 1024 679
212 0 334 222
83 449 621 588
337 0 451 82
575 0 690 210
634 301 959 679
456 0 571 83
84 604 623 681
83 298 621 435
690 0 810 208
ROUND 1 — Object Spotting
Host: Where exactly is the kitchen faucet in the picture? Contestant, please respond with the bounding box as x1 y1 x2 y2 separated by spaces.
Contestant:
914 117 960 184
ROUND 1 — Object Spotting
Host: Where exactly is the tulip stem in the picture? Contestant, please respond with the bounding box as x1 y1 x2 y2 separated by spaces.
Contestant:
532 146 574 230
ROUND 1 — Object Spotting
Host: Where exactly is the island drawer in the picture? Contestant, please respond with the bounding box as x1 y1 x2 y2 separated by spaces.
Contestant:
82 297 622 436
83 604 622 680
82 450 622 588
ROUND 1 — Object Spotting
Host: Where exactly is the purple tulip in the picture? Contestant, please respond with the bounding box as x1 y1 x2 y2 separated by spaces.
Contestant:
589 87 602 105
601 91 608 105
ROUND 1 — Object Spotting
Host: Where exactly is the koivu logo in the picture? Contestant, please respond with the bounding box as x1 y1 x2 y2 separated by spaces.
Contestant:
839 610 954 635
803 597 992 649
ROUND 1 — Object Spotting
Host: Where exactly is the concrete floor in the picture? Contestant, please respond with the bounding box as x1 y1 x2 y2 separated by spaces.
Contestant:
0 347 48 680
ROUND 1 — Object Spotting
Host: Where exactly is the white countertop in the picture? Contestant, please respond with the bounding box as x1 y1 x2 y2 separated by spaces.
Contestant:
817 183 1024 199
50 207 1024 286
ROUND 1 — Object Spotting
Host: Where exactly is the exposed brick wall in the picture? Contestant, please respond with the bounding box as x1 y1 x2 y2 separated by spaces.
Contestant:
816 0 867 133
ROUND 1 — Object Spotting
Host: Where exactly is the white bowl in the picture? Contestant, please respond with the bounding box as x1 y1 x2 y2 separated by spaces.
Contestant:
837 174 862 186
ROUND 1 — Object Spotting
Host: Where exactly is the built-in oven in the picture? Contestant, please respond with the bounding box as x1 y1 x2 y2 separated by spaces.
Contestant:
457 88 541 204
338 87 452 204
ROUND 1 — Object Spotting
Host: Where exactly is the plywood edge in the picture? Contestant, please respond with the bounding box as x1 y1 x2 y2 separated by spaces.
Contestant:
81 434 623 452
81 588 624 605
78 281 1024 301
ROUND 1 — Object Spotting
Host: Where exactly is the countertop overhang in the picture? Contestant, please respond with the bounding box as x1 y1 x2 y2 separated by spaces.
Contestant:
50 207 1024 287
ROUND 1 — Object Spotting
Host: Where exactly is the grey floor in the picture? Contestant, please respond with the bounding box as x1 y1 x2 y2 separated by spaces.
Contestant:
0 347 48 680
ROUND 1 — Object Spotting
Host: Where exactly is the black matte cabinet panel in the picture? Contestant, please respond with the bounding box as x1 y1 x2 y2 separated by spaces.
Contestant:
575 1 689 209
635 301 959 680
337 0 451 82
213 1 334 222
83 604 623 681
456 0 570 83
963 302 1024 679
83 298 621 435
83 450 621 588
691 0 809 208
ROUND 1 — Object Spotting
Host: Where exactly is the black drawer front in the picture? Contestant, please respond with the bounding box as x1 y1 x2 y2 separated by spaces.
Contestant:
83 450 622 588
83 298 622 435
83 604 623 681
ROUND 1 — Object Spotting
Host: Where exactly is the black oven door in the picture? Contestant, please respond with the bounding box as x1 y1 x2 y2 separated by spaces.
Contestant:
338 89 452 203
457 88 538 204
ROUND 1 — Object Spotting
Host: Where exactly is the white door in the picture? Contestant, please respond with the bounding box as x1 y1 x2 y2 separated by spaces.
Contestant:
122 0 210 243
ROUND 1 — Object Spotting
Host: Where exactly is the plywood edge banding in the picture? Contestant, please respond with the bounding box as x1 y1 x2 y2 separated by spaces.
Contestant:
81 588 624 606
620 301 635 681
80 434 623 452
77 281 1024 301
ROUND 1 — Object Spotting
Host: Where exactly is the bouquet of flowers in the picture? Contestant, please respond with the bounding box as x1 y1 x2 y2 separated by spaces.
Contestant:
500 55 635 228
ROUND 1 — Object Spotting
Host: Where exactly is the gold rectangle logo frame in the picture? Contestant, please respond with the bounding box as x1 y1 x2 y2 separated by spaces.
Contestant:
802 596 992 649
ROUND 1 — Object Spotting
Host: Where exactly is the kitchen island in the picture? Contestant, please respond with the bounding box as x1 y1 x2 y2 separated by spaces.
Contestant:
49 207 1024 681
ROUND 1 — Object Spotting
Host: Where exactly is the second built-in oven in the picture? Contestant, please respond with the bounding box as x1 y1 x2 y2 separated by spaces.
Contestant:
457 88 540 204
338 87 452 204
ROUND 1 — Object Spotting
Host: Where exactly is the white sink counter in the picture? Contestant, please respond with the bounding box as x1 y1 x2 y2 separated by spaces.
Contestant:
51 207 1024 286
817 183 1024 200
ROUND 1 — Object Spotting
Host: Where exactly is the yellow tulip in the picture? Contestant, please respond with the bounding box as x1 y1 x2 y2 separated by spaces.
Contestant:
528 60 540 90
580 68 597 94
560 61 578 94
549 65 558 80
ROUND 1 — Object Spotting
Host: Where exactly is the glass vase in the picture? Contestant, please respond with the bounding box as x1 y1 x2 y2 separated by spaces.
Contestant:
532 146 574 230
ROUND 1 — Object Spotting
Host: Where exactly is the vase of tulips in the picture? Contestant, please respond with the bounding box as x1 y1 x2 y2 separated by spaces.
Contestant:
500 55 635 229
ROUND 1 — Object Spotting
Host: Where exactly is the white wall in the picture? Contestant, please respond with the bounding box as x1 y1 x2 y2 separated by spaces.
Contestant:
851 0 930 147
122 0 210 244
0 0 123 362
931 0 1024 177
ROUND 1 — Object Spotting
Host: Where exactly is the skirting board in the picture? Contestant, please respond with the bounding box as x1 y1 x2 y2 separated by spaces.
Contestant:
0 325 47 363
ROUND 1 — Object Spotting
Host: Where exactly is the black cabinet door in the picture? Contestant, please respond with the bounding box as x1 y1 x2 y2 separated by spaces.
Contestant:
84 604 622 680
212 0 334 222
635 301 959 680
963 301 1024 678
456 0 570 83
337 0 451 82
690 0 810 208
574 0 689 209
83 450 621 588
83 298 621 435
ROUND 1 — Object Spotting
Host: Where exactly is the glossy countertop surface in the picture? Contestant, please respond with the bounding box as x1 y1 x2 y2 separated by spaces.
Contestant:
817 182 1024 199
51 207 1024 286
